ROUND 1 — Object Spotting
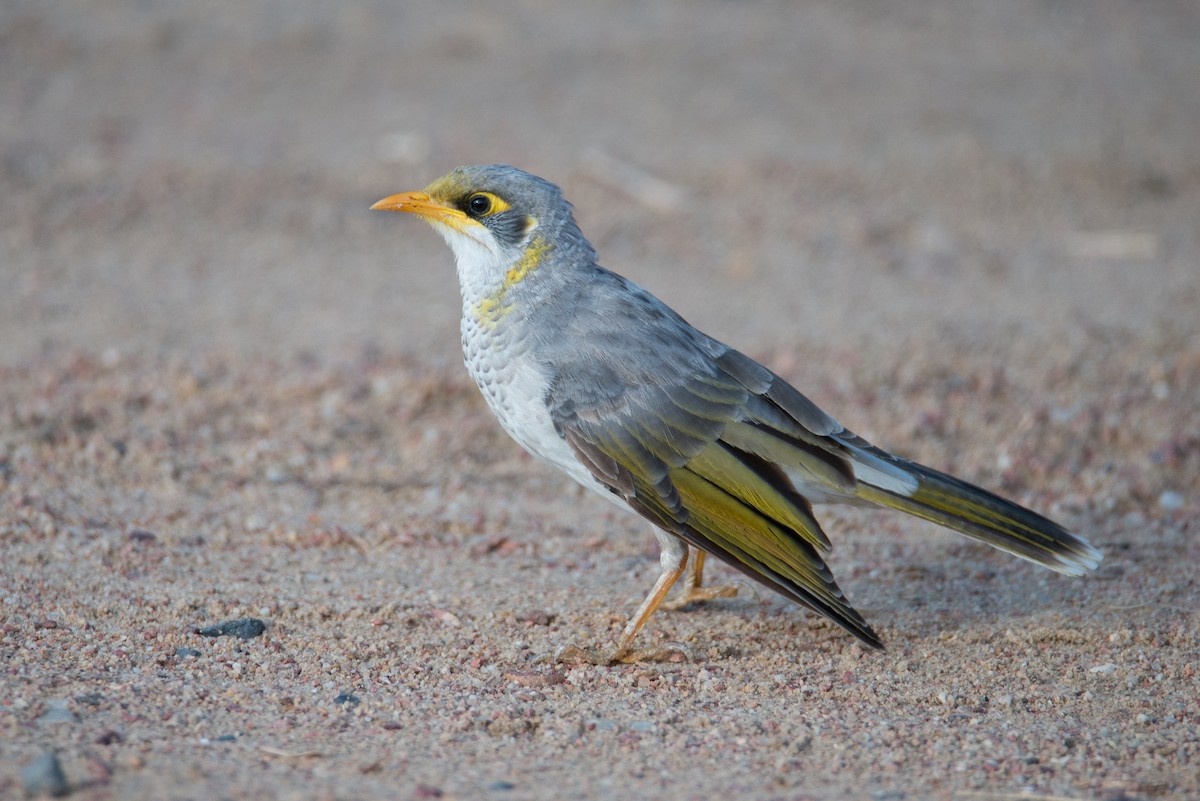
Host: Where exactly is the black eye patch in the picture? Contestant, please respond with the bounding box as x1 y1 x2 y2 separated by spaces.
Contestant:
487 213 537 246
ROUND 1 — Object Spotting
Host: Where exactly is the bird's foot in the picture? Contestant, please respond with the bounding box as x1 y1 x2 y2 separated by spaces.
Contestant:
546 644 607 666
661 584 739 611
551 642 694 666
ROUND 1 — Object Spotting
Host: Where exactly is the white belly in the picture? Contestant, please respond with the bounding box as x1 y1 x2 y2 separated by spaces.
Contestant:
461 315 613 500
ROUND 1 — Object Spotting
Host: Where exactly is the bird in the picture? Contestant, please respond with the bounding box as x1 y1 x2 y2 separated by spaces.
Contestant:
371 164 1102 663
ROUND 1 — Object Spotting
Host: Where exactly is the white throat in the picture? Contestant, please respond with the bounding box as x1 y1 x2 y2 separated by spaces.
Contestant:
428 220 511 308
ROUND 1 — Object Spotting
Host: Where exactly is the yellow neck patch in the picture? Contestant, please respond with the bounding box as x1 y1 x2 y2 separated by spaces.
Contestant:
505 235 548 287
472 235 550 326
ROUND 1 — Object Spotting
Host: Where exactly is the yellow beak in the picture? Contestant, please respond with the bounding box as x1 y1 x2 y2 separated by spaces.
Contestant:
370 191 471 227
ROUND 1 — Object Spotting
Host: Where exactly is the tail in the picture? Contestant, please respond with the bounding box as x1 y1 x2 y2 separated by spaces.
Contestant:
853 455 1102 576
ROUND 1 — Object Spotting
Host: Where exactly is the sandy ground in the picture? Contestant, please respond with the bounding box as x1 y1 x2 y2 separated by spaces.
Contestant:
2 1 1199 799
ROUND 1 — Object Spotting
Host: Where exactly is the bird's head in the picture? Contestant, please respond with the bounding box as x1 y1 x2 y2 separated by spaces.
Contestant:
372 165 589 302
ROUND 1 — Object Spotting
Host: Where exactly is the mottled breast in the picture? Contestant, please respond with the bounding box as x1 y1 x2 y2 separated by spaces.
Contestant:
460 307 611 497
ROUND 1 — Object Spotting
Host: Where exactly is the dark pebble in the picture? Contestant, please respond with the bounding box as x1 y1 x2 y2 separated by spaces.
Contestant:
95 729 123 745
487 781 517 791
333 693 360 706
21 751 69 797
175 647 202 658
75 693 104 706
214 734 236 742
196 618 266 639
128 529 157 543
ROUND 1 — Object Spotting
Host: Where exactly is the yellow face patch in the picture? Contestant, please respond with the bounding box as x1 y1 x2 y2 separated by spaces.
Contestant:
422 172 465 202
422 175 510 217
465 192 511 217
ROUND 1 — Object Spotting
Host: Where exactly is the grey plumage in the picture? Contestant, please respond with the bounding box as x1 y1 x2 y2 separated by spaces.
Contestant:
372 164 1101 656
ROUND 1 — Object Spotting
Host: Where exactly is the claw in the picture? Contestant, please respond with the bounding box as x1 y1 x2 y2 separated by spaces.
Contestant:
616 641 693 664
552 644 609 666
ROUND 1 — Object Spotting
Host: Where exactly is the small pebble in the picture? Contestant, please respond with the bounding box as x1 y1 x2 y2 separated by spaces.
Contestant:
516 609 555 626
1158 490 1184 511
502 670 565 687
586 718 619 732
1089 663 1118 674
38 699 79 724
333 693 360 706
21 751 69 797
196 618 266 639
176 647 202 658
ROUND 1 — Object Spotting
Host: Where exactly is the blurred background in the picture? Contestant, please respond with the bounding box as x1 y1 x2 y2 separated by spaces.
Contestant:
2 0 1198 366
3 8 1198 798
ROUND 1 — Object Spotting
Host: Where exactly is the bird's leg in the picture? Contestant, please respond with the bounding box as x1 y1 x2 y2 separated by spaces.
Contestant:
556 529 692 665
661 546 739 610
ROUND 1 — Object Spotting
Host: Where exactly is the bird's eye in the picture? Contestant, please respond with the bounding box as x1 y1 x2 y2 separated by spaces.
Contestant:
467 194 492 216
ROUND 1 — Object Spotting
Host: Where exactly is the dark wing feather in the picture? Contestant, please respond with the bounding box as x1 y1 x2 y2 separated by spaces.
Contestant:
546 325 881 647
